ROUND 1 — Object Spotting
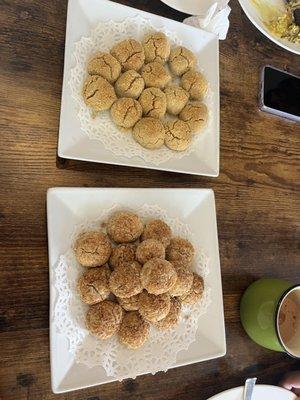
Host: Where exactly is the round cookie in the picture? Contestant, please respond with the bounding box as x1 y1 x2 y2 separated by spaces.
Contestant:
169 266 193 297
82 75 117 112
143 32 170 63
164 119 192 152
77 265 111 304
169 46 196 76
111 39 145 71
115 70 145 99
141 258 177 295
117 293 141 311
107 211 143 243
109 261 142 298
74 231 112 267
139 291 171 323
141 62 171 89
166 236 195 267
141 219 172 247
136 239 165 264
139 87 167 118
109 243 137 270
154 297 181 331
118 311 150 349
87 52 121 83
179 273 204 305
110 97 142 129
132 117 165 150
181 69 208 100
86 300 123 339
164 85 189 115
179 102 208 134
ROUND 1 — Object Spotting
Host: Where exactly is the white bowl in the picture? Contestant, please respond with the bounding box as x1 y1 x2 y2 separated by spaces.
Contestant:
208 384 297 400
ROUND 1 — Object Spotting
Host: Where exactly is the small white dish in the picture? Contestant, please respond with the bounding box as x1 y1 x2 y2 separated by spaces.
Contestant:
58 0 220 176
208 384 297 399
47 187 226 393
161 0 216 15
238 0 300 55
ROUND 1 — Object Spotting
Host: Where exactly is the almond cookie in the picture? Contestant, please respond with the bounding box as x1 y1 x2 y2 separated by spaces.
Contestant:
107 211 143 243
86 300 123 339
141 219 172 247
141 62 171 89
179 102 208 134
164 85 189 115
179 273 204 305
164 119 192 152
87 52 121 83
169 46 196 76
109 243 137 270
115 70 145 99
143 32 170 63
111 39 145 71
139 87 167 118
136 239 165 264
154 297 181 330
132 117 165 150
74 231 112 267
169 266 193 297
118 311 150 349
109 261 142 298
82 75 116 112
139 291 171 322
117 293 141 311
110 97 142 129
77 265 111 304
141 258 177 295
181 69 208 100
166 237 195 267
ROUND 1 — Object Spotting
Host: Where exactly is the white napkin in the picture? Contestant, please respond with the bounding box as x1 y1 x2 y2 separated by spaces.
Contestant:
183 0 231 40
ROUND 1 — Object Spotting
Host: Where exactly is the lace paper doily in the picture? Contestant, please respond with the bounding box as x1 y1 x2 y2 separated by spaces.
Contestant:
69 15 213 165
53 204 211 380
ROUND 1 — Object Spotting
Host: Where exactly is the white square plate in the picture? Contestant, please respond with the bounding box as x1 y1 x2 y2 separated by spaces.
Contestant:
58 0 220 176
47 187 226 393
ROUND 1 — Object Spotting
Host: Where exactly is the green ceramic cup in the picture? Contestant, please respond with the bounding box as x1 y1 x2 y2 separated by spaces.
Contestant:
240 278 300 357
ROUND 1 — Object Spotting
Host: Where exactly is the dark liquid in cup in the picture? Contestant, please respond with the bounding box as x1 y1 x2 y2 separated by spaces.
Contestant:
278 297 298 343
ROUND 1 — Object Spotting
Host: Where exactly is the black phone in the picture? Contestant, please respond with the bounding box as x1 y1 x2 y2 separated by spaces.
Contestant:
259 65 300 122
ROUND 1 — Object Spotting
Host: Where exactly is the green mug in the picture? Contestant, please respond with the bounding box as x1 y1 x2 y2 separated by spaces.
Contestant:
240 278 300 358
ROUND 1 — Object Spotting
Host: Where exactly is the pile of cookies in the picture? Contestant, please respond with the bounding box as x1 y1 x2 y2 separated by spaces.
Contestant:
74 211 204 349
82 32 208 152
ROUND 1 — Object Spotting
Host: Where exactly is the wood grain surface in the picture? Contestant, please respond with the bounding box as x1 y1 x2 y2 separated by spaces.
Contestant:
0 0 299 399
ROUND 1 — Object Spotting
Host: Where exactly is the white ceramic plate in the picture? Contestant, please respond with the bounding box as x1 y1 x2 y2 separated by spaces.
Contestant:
208 384 297 399
58 0 220 176
47 187 226 393
160 0 216 15
238 0 300 55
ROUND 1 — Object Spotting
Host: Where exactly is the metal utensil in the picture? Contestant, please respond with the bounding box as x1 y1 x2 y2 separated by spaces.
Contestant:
243 378 257 400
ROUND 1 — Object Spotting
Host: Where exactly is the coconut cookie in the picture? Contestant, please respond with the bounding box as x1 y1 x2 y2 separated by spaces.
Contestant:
139 291 171 323
107 211 143 243
86 300 123 339
166 236 195 267
118 311 150 349
77 265 111 304
141 258 177 295
74 231 112 267
179 273 204 305
109 261 143 298
111 39 145 71
136 239 165 264
154 297 181 331
141 219 172 247
109 243 137 270
117 293 141 311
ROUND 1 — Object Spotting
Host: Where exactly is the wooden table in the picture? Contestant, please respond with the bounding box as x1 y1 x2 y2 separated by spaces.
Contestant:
1 0 299 399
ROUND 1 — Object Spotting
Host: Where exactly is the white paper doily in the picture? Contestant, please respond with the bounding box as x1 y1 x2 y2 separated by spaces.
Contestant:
69 15 213 165
53 204 211 380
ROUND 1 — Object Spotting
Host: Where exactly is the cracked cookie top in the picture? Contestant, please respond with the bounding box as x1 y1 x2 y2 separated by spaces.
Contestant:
109 261 143 298
164 85 189 115
132 117 165 150
110 97 142 129
169 46 196 76
181 69 208 101
141 61 171 89
77 265 111 304
164 119 192 152
107 211 144 243
86 300 123 339
115 70 145 99
143 32 171 63
110 39 145 71
74 231 112 267
82 75 117 112
87 52 121 83
139 87 167 118
179 102 208 134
